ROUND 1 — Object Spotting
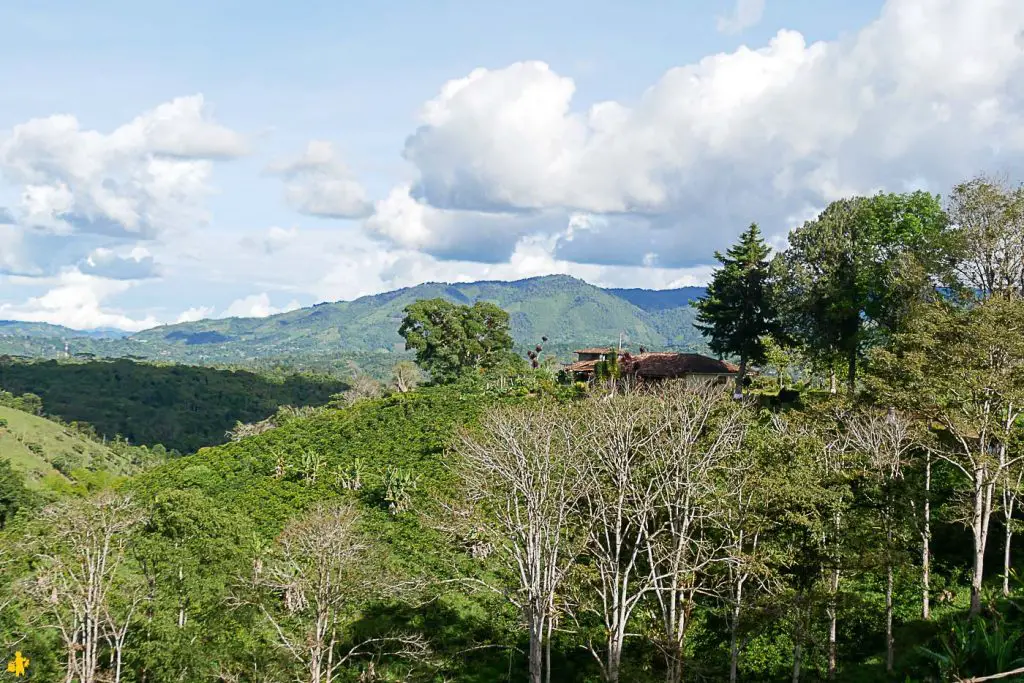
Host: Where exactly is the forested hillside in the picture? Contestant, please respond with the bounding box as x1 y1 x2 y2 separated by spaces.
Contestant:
0 276 708 370
0 176 1023 683
0 359 347 453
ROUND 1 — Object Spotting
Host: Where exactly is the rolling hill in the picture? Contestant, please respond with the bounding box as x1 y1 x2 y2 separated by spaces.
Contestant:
0 275 710 367
0 405 153 487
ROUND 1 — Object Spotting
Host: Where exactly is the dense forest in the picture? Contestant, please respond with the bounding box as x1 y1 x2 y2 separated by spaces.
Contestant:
0 359 347 453
0 173 1022 682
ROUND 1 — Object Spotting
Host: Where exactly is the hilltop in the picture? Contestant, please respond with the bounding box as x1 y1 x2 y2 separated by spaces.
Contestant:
0 275 709 366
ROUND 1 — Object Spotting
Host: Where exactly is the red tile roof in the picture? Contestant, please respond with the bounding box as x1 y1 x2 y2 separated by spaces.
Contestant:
622 352 738 377
566 351 738 378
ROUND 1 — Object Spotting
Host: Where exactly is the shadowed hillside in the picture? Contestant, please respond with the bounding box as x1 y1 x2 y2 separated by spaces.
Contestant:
0 359 347 453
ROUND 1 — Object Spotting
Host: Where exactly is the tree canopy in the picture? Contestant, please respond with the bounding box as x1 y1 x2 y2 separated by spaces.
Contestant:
398 298 518 382
695 222 778 393
773 191 948 391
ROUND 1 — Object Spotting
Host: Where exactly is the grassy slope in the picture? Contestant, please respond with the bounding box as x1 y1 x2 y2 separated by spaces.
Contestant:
0 405 134 487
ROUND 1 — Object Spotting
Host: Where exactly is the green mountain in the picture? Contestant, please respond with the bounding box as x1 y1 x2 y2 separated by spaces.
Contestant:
0 320 129 339
131 275 706 356
0 275 709 368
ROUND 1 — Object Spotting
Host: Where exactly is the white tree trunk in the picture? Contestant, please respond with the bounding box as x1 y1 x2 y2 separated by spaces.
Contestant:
923 454 932 620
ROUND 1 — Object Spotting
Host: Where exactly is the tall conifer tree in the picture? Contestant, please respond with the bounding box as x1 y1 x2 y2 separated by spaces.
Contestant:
695 223 778 396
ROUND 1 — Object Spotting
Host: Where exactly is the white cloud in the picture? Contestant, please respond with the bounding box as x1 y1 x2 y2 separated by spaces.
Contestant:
0 223 37 276
175 305 214 323
79 246 160 280
0 94 245 237
314 229 714 304
365 184 561 261
269 141 373 219
0 270 158 331
220 293 302 319
717 0 766 35
239 225 300 254
395 0 1024 267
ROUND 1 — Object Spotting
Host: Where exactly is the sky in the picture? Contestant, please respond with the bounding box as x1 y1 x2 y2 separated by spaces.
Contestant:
0 0 1022 331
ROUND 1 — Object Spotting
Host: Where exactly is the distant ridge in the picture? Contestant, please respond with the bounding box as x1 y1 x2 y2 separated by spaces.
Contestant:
0 275 710 363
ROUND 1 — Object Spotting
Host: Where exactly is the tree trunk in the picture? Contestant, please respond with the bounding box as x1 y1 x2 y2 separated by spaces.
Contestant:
922 454 932 620
1004 525 1013 597
791 641 802 683
829 369 837 395
970 470 996 617
545 609 553 683
729 577 744 683
735 357 747 399
886 562 894 674
529 611 544 683
847 348 857 394
827 568 839 680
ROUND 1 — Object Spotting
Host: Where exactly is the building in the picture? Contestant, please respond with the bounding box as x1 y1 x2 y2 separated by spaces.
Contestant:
566 348 739 384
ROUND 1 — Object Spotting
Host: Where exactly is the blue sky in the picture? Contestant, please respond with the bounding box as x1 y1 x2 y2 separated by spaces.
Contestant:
0 0 1021 330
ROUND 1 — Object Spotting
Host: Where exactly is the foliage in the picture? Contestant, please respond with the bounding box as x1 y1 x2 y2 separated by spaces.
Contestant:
0 358 346 452
695 223 779 385
773 191 948 390
399 298 518 382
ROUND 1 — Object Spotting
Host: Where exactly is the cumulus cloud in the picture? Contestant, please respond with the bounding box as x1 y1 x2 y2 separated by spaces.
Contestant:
365 185 563 261
0 94 246 237
0 223 36 276
79 246 160 280
220 293 302 319
269 141 372 219
394 0 1024 268
176 305 214 323
0 270 158 331
716 0 766 35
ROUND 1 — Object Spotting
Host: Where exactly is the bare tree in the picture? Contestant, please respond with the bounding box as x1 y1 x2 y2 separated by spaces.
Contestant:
578 389 665 683
253 503 367 683
31 492 145 683
947 173 1024 299
457 404 589 683
391 360 424 394
848 407 915 675
641 381 747 683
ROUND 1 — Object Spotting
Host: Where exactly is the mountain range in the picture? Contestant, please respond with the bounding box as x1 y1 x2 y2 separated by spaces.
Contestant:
0 275 709 365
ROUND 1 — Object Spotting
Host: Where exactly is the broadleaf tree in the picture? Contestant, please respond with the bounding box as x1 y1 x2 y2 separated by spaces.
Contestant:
398 298 517 383
773 191 948 392
695 223 779 396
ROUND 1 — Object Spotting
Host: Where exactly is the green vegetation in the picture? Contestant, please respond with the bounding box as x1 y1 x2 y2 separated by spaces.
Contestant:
0 405 160 487
695 222 778 392
0 276 709 374
399 298 519 381
0 358 346 453
0 173 1022 682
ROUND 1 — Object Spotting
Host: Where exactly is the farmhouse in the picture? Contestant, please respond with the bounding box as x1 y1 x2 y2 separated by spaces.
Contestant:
566 347 740 384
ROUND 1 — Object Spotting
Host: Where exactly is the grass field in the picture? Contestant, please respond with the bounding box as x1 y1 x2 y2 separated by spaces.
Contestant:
0 405 134 487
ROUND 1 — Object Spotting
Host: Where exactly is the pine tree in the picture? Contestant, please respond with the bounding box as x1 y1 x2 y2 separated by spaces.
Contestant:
695 223 777 396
